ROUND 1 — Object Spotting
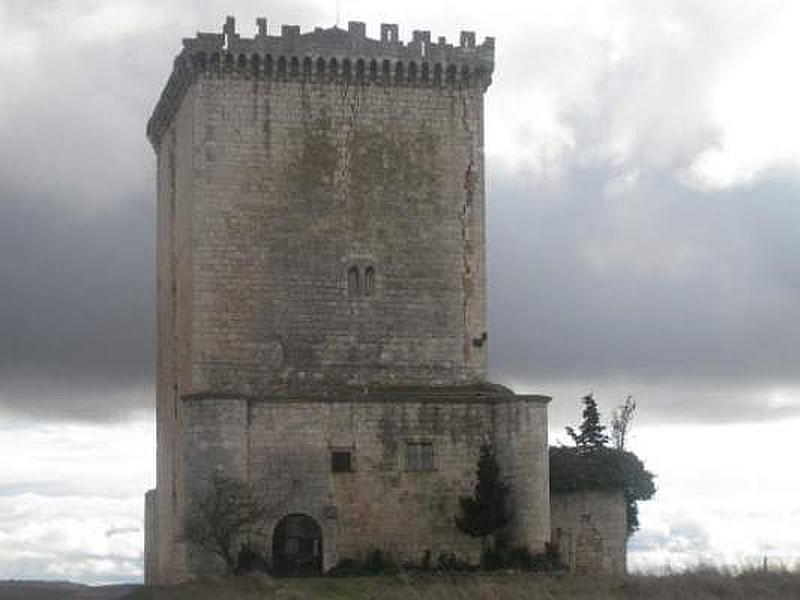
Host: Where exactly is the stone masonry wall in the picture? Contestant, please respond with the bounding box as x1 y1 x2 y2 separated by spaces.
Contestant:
181 394 549 573
153 86 196 584
188 76 488 394
550 490 627 575
493 401 550 551
144 489 157 584
149 20 498 583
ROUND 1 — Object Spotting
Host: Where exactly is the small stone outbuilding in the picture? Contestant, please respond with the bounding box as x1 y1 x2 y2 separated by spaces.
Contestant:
551 490 627 575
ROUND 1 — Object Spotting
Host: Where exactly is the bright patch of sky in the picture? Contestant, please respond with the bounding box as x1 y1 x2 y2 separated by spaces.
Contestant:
627 419 800 571
690 3 800 188
0 420 154 583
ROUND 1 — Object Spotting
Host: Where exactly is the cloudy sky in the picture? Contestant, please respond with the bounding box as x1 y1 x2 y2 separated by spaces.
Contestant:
2 0 799 583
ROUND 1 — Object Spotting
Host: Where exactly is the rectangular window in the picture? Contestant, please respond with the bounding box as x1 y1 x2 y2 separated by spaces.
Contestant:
331 450 353 473
405 441 434 472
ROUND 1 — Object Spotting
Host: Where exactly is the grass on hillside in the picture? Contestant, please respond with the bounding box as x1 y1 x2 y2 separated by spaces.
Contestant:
121 569 800 600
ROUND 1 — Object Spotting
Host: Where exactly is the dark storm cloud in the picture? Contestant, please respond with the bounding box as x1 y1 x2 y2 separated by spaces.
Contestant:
487 166 800 422
481 1 800 423
0 1 322 419
2 0 799 422
488 167 800 383
0 193 153 385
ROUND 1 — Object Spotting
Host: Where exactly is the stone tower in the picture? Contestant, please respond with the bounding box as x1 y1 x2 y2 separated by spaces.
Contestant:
144 17 550 584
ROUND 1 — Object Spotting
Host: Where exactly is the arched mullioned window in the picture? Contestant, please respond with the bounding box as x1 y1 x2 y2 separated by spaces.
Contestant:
277 56 287 78
364 267 375 296
342 58 352 80
265 54 273 77
237 54 247 71
356 59 365 81
421 62 430 83
395 61 404 83
347 267 360 297
303 56 312 77
290 56 300 77
446 64 457 84
329 57 338 78
382 60 391 81
316 57 326 78
369 60 378 81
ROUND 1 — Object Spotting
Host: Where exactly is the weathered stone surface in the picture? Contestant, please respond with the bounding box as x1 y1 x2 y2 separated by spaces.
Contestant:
550 490 627 576
180 393 549 574
145 18 551 584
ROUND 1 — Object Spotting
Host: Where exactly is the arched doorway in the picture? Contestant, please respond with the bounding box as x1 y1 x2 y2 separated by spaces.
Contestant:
272 514 323 576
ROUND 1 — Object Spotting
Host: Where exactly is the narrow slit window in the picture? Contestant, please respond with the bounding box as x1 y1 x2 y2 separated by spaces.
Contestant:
364 267 375 296
347 266 360 297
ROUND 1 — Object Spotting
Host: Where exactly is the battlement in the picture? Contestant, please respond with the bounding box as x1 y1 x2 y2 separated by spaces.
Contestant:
147 17 495 147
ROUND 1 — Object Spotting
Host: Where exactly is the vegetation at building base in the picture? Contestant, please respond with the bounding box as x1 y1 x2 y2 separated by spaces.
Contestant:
455 442 510 556
327 544 564 577
329 442 564 577
119 568 800 600
182 472 275 575
551 394 656 534
454 441 565 572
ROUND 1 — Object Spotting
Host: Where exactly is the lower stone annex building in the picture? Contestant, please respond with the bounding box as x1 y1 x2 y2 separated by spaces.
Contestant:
143 17 626 583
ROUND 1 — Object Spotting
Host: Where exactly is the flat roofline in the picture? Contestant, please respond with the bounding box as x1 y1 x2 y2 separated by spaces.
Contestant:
181 390 551 405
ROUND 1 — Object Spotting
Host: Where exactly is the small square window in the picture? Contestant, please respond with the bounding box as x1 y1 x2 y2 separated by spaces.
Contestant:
405 442 434 472
331 450 353 473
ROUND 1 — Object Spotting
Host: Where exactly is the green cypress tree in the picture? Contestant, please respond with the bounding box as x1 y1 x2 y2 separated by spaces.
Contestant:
565 393 609 451
455 442 510 554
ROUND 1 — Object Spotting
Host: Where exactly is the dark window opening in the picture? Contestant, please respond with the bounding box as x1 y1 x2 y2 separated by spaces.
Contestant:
347 266 359 297
364 266 375 296
331 450 353 473
446 64 457 84
406 441 434 471
272 514 323 576
433 63 443 85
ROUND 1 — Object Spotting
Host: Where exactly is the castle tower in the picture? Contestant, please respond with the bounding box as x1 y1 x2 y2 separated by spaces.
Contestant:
145 18 549 583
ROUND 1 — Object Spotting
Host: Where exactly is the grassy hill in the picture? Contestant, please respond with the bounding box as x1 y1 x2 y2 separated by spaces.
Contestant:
4 571 799 600
122 571 800 600
0 580 136 600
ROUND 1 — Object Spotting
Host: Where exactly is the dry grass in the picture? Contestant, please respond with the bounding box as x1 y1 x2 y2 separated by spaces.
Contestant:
117 569 800 600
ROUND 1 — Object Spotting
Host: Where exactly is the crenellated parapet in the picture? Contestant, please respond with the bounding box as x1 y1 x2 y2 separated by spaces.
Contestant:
147 17 495 147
